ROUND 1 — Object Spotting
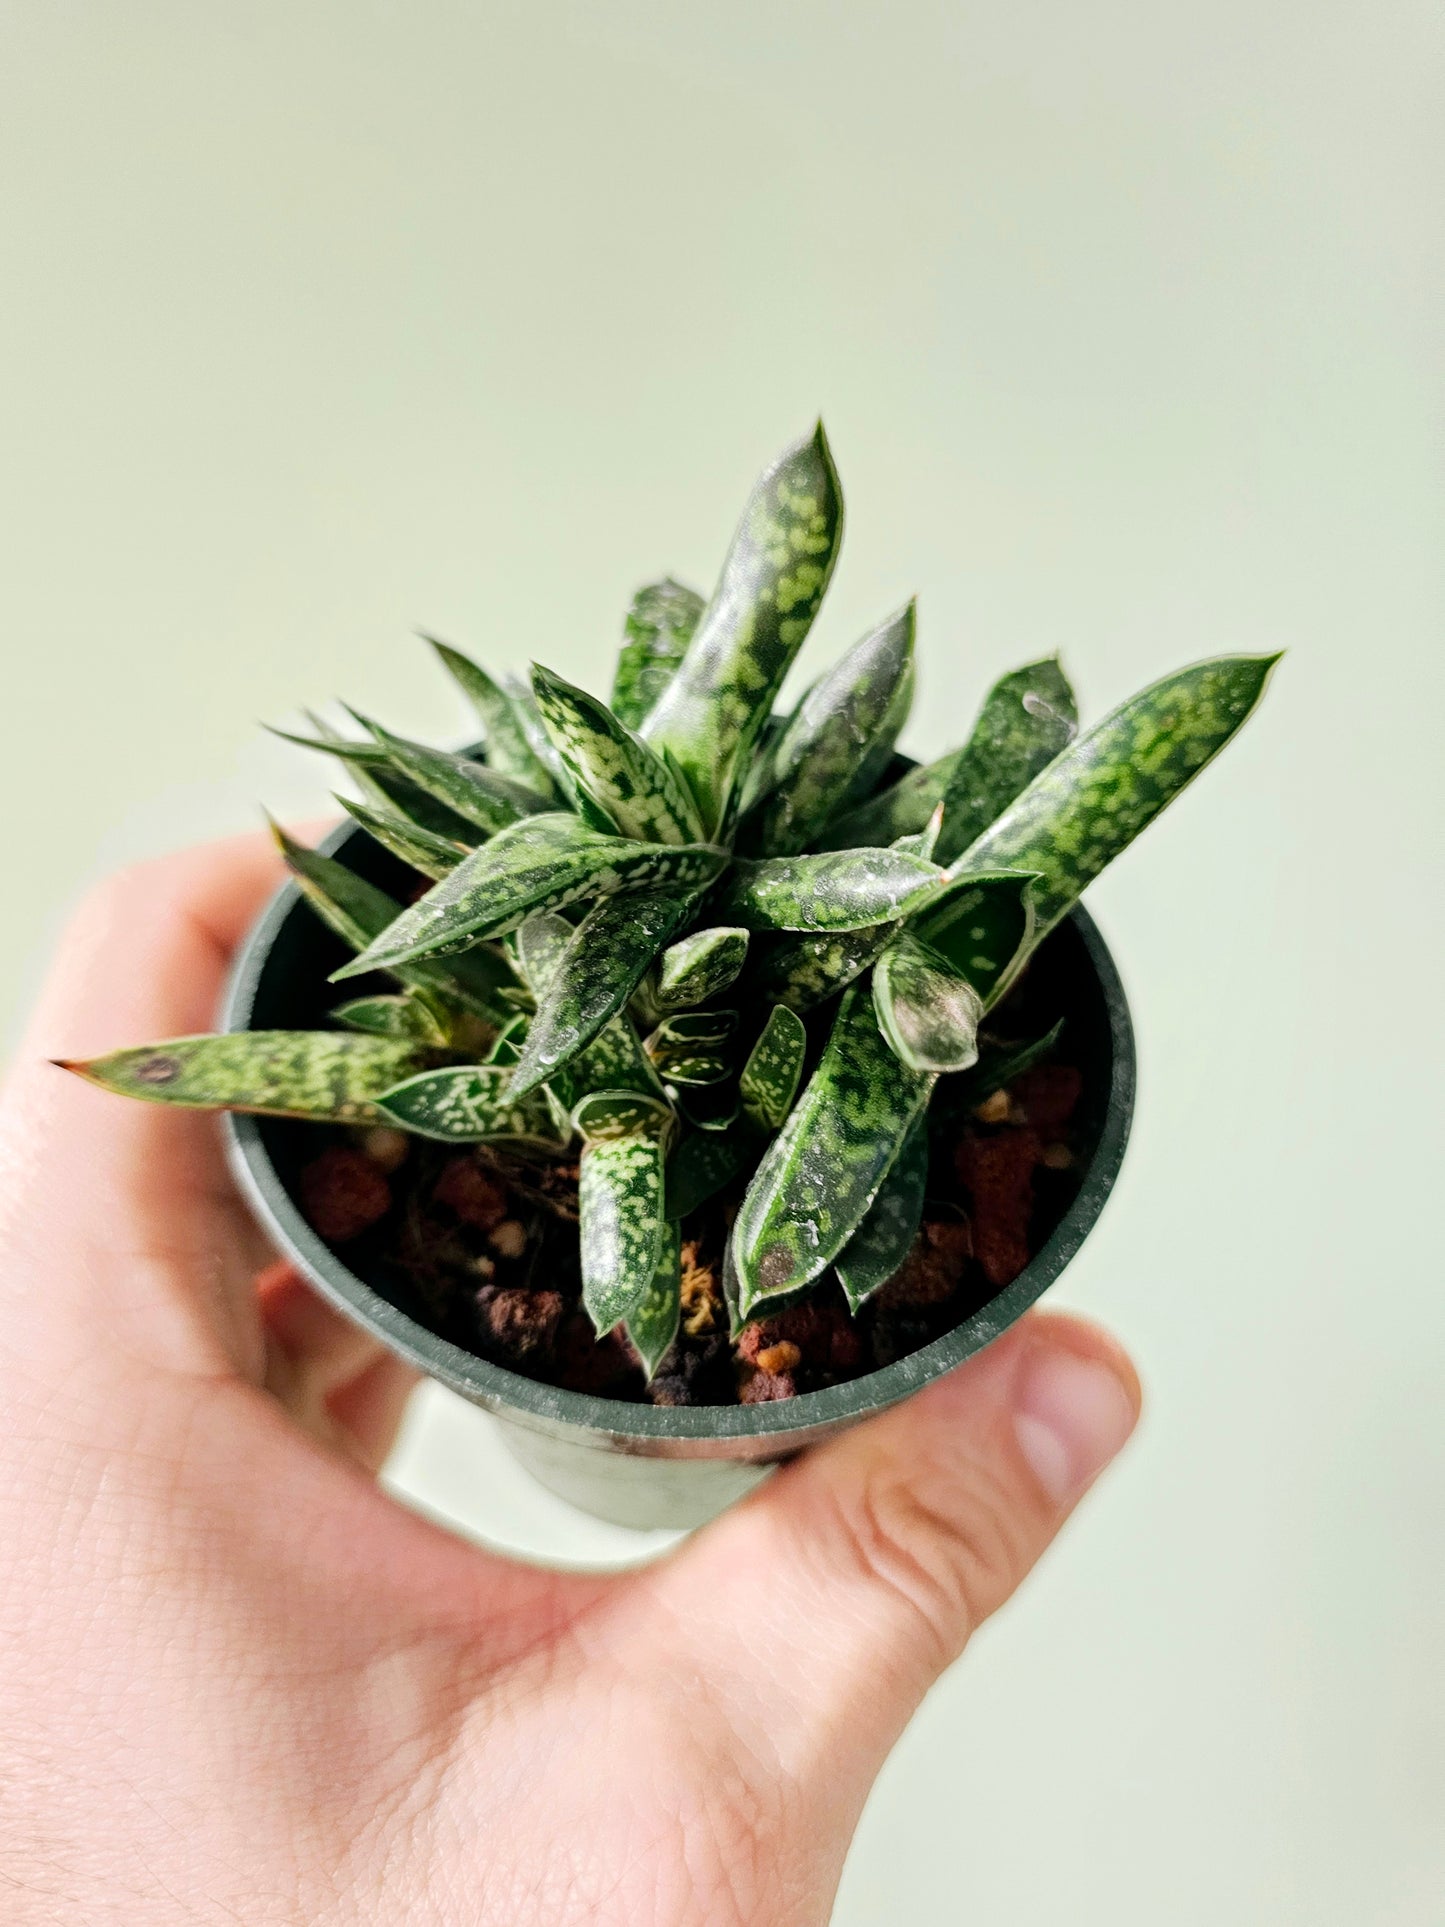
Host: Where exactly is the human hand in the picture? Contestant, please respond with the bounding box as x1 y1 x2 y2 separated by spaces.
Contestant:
0 834 1140 1926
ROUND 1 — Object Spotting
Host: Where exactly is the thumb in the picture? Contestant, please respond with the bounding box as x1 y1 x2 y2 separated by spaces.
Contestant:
643 1311 1139 1808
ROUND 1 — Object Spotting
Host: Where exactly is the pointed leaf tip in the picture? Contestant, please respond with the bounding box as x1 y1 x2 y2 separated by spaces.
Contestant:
955 651 1278 955
641 428 844 834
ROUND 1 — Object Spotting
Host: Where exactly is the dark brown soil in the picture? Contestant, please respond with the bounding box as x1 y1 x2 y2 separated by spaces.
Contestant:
295 1044 1085 1408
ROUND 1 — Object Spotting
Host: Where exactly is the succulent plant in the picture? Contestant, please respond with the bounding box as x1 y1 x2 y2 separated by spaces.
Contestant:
67 427 1277 1382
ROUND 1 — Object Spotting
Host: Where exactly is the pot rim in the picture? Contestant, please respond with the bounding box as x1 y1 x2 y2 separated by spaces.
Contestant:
222 828 1135 1448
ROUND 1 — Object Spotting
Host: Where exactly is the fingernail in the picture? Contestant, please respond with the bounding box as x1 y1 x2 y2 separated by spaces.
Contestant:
1013 1344 1138 1504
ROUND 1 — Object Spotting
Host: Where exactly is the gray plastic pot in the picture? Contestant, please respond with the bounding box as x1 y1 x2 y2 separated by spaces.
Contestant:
223 823 1135 1531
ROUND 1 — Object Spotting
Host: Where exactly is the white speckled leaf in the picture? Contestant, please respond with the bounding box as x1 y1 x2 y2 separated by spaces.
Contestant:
833 1113 930 1312
642 425 844 836
624 1218 682 1380
654 926 750 1013
738 1005 807 1130
508 891 690 1099
749 601 915 856
733 983 934 1315
577 1099 671 1333
333 815 724 976
531 662 703 844
713 847 944 933
64 1031 434 1124
375 1065 567 1147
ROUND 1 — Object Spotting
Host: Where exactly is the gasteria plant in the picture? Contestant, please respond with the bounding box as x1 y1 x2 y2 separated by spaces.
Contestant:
67 427 1277 1386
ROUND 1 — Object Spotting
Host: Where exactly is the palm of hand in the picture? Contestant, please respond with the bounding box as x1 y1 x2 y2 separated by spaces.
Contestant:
0 836 1136 1925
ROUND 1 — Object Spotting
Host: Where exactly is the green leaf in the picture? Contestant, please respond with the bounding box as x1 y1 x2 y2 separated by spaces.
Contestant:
736 709 790 817
611 577 706 730
62 1031 432 1123
642 424 844 836
575 1092 673 1333
833 1115 930 1313
645 1011 738 1085
508 891 690 1099
845 644 918 807
910 869 1037 1005
572 1090 674 1139
270 823 516 1020
749 601 916 855
529 663 703 844
745 923 901 1012
502 673 583 805
872 933 985 1073
665 1127 753 1220
330 993 450 1045
514 911 662 1104
335 795 469 880
425 636 560 797
624 1217 682 1381
738 1005 807 1130
824 656 1078 856
484 1012 529 1065
732 982 934 1315
957 654 1280 967
272 717 486 842
712 847 943 933
891 803 945 861
348 710 553 836
374 1065 567 1148
654 926 749 1013
332 815 725 976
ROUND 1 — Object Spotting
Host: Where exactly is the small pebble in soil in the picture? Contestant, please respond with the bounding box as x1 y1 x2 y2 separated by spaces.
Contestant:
359 1126 410 1173
488 1219 528 1259
755 1341 802 1375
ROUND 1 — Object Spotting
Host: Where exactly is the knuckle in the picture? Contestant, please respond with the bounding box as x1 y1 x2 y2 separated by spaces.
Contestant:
834 1451 1034 1669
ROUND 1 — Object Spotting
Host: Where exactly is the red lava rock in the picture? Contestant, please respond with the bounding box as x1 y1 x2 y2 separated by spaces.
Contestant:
739 1367 798 1404
557 1314 640 1396
736 1301 863 1377
433 1157 508 1232
876 1218 973 1309
475 1285 563 1361
299 1147 392 1243
954 1127 1042 1287
1012 1064 1082 1133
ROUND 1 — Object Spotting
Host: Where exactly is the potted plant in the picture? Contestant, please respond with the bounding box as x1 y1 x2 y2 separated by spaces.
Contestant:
63 426 1276 1529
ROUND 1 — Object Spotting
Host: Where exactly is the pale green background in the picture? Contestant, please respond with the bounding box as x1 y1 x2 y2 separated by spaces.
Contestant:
2 4 1441 1922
